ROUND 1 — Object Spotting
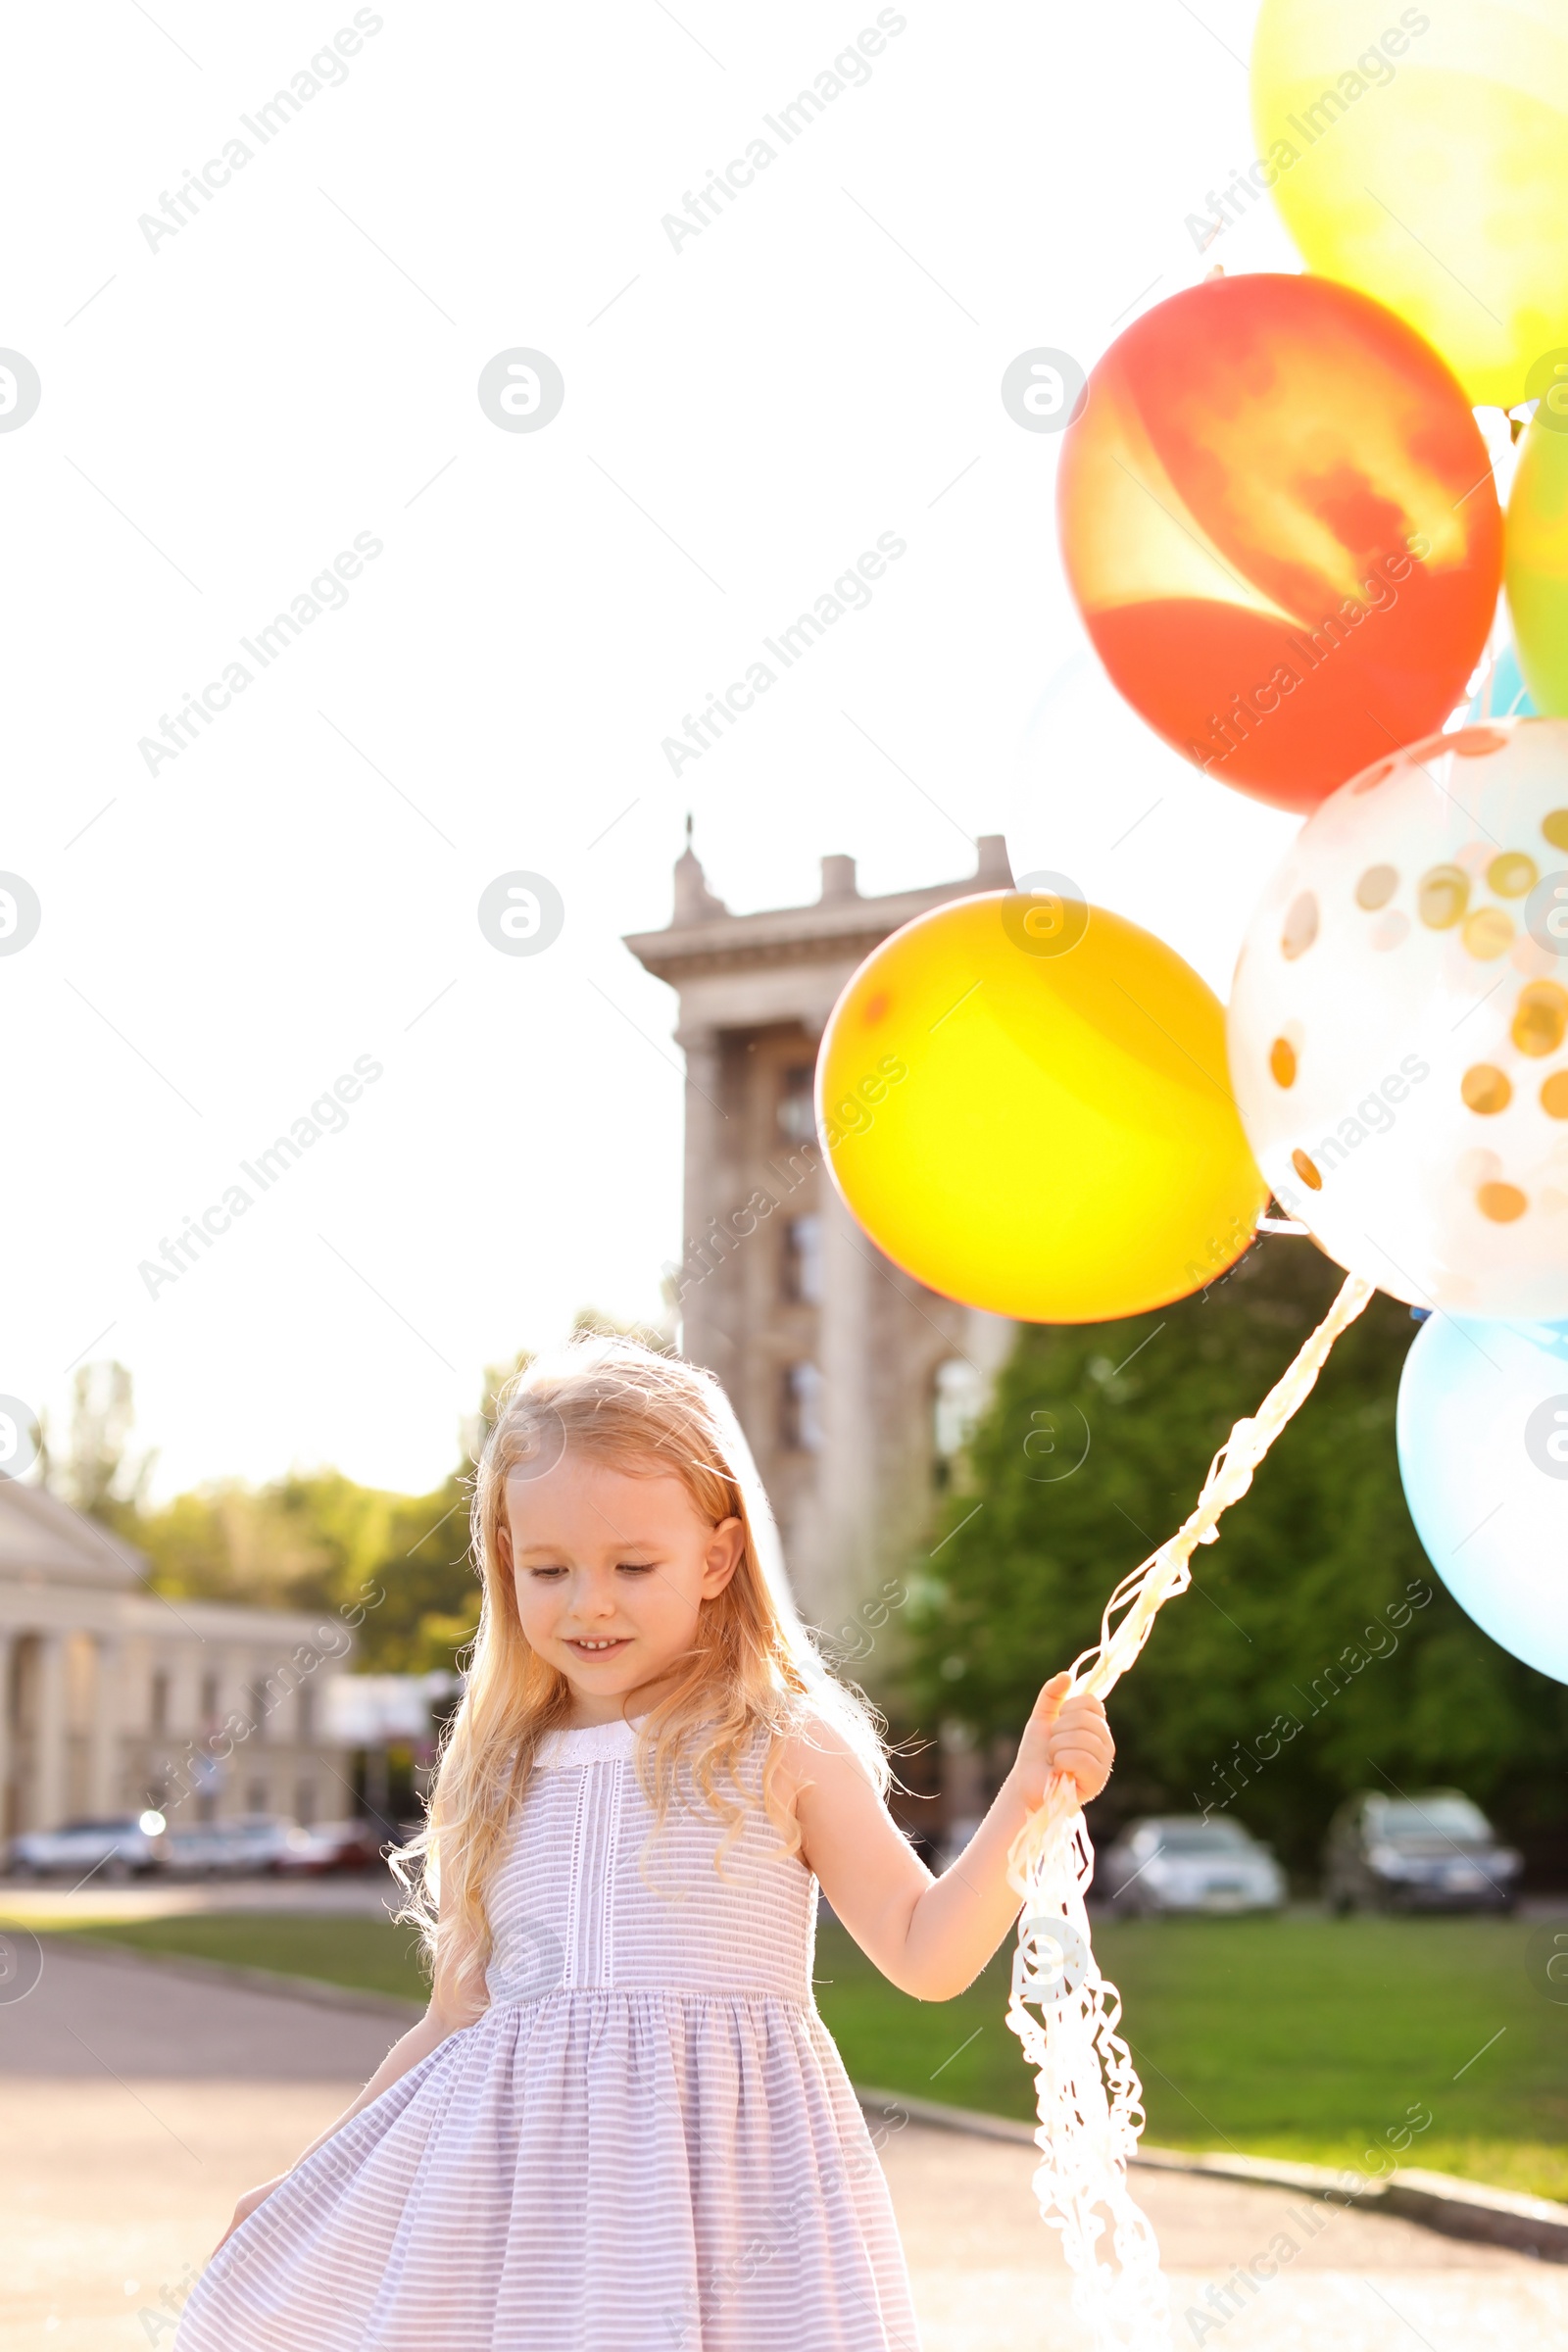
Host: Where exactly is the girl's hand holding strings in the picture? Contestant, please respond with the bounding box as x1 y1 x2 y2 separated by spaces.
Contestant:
781 1673 1114 2002
1011 1671 1114 1814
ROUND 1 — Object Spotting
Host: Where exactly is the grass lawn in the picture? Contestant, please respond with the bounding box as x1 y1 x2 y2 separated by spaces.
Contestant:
64 1912 431 2005
60 1907 1568 2201
814 1911 1568 2203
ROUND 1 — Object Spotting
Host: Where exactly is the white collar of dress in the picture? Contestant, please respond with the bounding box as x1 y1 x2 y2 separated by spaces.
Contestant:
535 1715 651 1767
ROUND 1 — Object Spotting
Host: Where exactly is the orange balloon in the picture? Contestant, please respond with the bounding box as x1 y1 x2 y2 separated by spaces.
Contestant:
1056 274 1501 815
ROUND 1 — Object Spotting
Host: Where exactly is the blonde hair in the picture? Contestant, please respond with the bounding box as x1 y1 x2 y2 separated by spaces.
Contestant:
393 1333 890 2013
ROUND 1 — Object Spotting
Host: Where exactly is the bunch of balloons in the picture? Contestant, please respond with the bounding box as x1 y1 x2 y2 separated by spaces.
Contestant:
813 0 1568 1686
1236 0 1568 1687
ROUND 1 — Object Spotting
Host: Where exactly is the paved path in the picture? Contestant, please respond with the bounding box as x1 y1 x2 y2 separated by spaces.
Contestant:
0 1873 401 1925
0 1939 1560 2350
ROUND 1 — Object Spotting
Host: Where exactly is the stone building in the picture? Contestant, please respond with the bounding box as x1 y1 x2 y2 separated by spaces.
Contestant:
0 1478 354 1838
624 835 1017 1672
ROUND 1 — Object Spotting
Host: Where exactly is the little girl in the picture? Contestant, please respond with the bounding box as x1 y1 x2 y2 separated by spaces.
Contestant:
177 1336 1112 2351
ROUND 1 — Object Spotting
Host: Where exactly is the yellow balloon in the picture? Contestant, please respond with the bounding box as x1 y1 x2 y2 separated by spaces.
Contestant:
1250 0 1568 409
815 894 1268 1324
1507 416 1568 713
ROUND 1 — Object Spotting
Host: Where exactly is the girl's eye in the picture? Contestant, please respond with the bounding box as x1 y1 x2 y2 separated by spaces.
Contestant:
528 1565 568 1579
616 1561 656 1574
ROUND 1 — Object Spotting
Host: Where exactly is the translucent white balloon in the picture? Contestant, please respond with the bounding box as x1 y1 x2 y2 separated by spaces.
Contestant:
1228 716 1568 1317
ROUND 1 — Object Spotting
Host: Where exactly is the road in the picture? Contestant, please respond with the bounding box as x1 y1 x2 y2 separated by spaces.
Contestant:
0 1936 1561 2350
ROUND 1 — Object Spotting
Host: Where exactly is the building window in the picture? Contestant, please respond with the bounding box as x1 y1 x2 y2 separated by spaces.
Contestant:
150 1670 170 1734
778 1065 816 1146
200 1673 220 1726
247 1679 270 1740
934 1358 987 1462
246 1781 269 1815
296 1779 318 1827
782 1214 824 1305
297 1682 316 1742
782 1361 825 1453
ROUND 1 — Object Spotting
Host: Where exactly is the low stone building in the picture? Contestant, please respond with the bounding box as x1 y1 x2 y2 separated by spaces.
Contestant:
624 834 1016 1652
0 1479 355 1838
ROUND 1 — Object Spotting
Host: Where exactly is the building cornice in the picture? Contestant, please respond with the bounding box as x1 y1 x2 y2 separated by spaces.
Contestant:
624 878 998 986
0 1480 146 1589
0 1582 358 1647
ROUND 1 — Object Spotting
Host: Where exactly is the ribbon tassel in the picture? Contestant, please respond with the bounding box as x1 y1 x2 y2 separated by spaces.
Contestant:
1003 1271 1376 2348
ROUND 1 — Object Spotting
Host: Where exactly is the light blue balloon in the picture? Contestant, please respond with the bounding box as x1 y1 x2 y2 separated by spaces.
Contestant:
1466 642 1537 722
1396 1312 1568 1684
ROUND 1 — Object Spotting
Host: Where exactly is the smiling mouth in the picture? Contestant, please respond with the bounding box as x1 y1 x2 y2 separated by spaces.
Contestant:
566 1638 630 1655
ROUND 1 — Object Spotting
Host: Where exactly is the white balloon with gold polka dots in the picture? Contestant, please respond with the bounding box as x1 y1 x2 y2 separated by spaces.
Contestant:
1228 716 1568 1317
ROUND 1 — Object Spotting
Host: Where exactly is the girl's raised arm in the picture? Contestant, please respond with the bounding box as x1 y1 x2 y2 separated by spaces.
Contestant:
780 1674 1112 2003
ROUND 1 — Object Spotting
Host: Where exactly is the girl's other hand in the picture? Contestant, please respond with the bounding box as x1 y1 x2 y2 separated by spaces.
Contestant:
1011 1671 1115 1813
216 2174 287 2252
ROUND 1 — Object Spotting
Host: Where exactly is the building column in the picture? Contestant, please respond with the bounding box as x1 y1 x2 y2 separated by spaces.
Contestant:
86 1637 123 1816
815 1180 878 1638
0 1631 14 1838
673 1024 727 1371
32 1633 69 1832
210 1648 250 1818
940 1719 988 1867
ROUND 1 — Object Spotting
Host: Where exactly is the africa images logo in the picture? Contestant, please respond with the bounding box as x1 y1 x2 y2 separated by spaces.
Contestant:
1524 1394 1568 1479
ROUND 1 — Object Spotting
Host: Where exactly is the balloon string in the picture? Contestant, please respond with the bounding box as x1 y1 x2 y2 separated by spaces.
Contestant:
1005 1268 1377 1897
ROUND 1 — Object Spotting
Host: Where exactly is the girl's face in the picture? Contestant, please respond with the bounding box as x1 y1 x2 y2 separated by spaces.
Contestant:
506 1449 744 1725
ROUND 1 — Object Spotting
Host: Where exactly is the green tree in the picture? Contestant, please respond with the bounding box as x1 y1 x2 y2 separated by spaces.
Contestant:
905 1240 1568 1878
67 1312 670 1675
62 1362 486 1672
127 1470 476 1670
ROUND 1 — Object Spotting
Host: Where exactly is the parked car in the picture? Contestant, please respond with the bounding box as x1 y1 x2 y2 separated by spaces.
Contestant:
272 1818 388 1876
164 1815 298 1878
1099 1815 1286 1915
1324 1788 1521 1914
7 1812 168 1881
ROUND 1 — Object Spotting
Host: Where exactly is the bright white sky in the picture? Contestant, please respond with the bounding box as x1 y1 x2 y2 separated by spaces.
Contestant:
5 0 1316 1501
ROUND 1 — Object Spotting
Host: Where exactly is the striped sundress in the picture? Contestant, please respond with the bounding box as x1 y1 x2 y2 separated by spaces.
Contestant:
175 1711 922 2351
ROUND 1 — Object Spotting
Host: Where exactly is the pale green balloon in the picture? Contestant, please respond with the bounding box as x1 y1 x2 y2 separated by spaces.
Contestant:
1508 418 1568 716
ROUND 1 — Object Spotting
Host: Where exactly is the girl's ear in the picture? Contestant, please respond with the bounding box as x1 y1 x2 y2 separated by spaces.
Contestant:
702 1515 745 1596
